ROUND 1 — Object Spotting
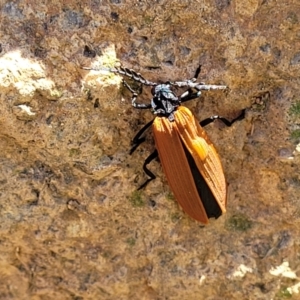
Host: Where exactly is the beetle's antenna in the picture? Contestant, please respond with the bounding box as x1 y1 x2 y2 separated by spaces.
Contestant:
81 66 158 86
170 80 227 91
169 64 226 91
81 66 111 73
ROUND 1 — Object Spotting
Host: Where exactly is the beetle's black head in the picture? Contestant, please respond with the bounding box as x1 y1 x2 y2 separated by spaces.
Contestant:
151 84 180 121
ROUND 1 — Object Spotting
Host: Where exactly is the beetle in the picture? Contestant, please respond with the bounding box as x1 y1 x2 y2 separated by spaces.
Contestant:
82 65 245 224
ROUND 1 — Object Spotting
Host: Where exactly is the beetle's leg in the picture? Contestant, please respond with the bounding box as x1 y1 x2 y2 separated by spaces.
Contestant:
130 120 154 154
122 79 141 94
171 65 226 90
137 150 158 190
200 109 246 127
179 65 202 85
193 65 202 80
123 80 152 109
180 89 201 103
170 65 225 90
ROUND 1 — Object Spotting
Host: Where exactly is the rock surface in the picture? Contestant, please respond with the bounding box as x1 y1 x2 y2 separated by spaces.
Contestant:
1 1 300 299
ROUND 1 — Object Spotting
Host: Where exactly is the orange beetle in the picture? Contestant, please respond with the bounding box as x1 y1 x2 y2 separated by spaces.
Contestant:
82 65 245 223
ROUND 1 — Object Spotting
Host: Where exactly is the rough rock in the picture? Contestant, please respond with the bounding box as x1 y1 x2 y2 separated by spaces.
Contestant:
1 1 300 299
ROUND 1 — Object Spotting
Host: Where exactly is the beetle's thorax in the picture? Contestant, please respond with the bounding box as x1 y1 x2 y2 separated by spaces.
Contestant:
151 84 180 122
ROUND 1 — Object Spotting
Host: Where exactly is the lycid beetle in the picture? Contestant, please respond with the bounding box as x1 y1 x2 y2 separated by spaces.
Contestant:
82 65 245 224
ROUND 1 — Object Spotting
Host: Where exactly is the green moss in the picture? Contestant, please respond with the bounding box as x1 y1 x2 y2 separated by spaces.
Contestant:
129 191 144 207
276 287 292 299
102 251 111 258
170 212 181 223
290 129 300 140
166 192 175 201
143 15 154 25
126 237 136 247
69 148 81 157
289 101 300 141
289 101 300 116
226 214 252 231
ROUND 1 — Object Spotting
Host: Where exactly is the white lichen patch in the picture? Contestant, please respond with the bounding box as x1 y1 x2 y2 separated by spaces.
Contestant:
287 282 300 294
81 44 122 89
0 51 55 97
269 262 300 296
269 261 297 279
17 105 36 116
199 275 206 285
230 264 253 278
295 143 300 154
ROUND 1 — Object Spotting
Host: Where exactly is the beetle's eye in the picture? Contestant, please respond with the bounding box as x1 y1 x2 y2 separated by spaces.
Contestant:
151 87 156 95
